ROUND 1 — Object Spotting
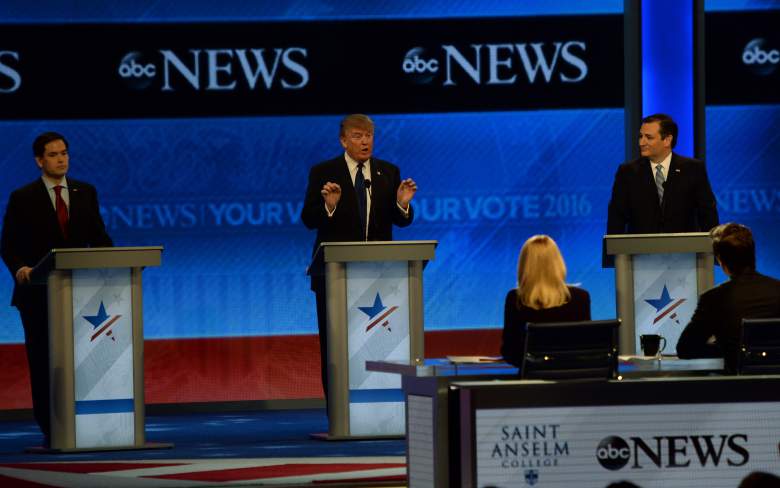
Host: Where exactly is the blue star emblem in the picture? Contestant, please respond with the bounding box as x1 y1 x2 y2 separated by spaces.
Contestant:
84 301 110 329
358 293 386 319
645 285 674 312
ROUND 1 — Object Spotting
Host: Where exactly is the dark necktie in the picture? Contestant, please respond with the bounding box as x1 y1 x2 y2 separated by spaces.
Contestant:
53 185 69 239
355 162 367 240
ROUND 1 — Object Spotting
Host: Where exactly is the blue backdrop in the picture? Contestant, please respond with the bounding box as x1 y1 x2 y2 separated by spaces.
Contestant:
0 110 624 340
1 0 778 344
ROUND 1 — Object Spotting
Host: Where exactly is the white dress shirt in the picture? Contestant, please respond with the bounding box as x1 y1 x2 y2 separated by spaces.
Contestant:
650 152 672 181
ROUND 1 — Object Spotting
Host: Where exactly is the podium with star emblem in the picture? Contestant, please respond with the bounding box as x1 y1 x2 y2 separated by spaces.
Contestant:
30 246 169 452
309 240 437 439
604 233 714 355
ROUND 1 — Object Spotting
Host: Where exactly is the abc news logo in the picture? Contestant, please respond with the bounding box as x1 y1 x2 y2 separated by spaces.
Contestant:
118 48 309 91
0 50 21 93
401 42 588 86
742 38 779 76
596 434 749 471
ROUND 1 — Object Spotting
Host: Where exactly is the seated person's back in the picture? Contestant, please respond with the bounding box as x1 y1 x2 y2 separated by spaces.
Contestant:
501 235 591 368
677 223 780 371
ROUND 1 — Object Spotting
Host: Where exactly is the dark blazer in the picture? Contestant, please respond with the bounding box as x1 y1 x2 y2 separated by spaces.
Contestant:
302 155 415 397
1 177 113 306
676 271 780 372
501 286 591 368
607 153 719 235
301 155 414 256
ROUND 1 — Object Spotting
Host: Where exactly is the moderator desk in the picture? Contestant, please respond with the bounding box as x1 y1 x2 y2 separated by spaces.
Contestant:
368 357 731 488
454 376 780 488
366 358 519 487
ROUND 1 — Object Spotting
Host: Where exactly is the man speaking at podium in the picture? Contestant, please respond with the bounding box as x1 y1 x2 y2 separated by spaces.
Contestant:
1 132 113 446
301 114 417 399
607 114 719 235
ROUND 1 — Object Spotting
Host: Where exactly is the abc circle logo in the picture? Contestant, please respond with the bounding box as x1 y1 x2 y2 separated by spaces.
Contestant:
402 47 438 84
742 38 779 76
118 51 156 89
403 47 438 73
596 436 631 471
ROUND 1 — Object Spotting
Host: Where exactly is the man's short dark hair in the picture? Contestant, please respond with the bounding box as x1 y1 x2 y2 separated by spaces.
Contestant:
606 483 642 488
739 471 780 488
339 114 374 137
711 223 756 275
33 132 68 158
641 113 678 148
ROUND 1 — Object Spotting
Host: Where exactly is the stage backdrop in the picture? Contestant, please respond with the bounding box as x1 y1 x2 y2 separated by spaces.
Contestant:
705 5 780 281
0 0 777 409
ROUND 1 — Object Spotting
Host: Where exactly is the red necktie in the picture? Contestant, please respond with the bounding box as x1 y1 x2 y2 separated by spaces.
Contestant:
53 185 69 239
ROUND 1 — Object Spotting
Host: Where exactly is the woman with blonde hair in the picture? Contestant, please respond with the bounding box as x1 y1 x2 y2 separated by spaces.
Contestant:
500 235 591 367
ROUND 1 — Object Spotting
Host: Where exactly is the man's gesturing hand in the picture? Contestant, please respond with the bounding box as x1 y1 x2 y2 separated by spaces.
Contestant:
321 182 342 212
397 178 417 209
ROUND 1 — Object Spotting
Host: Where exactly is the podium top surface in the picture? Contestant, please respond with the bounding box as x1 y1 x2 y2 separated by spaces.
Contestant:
310 240 437 271
367 356 724 379
34 246 163 275
366 359 517 378
604 232 713 255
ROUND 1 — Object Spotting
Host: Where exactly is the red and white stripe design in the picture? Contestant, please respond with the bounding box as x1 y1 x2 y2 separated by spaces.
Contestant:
0 456 406 487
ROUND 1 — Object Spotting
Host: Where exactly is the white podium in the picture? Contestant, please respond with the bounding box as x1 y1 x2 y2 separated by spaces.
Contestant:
31 246 170 452
309 240 437 439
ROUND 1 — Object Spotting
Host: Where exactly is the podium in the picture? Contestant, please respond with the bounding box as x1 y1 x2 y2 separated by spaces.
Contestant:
309 240 436 439
30 246 169 452
604 233 714 355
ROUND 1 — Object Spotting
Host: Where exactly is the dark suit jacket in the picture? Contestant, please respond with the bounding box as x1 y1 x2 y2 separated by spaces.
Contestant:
676 270 780 372
501 286 591 368
1 177 113 307
607 153 719 235
301 155 414 258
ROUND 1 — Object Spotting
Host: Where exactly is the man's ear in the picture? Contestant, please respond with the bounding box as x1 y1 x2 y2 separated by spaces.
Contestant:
34 158 43 169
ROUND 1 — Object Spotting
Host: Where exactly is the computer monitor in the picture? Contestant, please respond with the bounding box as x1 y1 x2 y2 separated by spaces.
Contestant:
737 318 780 375
521 319 620 380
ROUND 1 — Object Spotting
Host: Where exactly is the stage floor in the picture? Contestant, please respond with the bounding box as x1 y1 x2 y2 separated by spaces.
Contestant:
0 409 407 487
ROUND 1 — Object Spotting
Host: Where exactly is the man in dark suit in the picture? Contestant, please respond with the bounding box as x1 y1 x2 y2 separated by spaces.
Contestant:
1 132 113 445
607 113 719 235
301 114 416 399
677 223 780 372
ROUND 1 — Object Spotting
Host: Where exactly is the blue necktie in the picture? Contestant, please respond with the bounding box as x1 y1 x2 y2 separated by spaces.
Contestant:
355 162 367 240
